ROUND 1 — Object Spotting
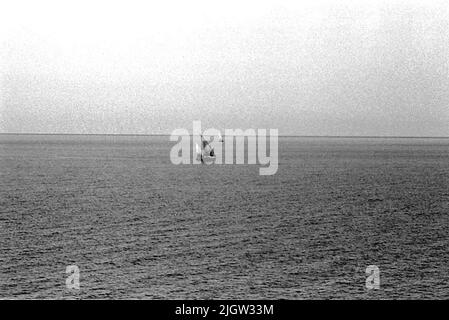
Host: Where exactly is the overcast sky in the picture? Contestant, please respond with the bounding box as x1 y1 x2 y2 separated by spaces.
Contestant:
0 0 448 136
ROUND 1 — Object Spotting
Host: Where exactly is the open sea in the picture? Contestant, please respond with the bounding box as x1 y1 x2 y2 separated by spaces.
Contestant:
0 134 448 299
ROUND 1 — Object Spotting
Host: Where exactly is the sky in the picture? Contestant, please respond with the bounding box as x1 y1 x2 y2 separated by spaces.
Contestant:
0 0 448 136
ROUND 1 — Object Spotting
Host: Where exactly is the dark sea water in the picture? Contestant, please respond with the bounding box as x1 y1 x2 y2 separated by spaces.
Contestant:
0 134 448 299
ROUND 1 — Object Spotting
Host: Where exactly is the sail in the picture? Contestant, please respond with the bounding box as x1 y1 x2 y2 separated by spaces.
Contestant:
200 136 215 158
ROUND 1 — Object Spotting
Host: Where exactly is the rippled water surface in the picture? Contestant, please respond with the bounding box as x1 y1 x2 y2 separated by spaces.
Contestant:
0 135 448 299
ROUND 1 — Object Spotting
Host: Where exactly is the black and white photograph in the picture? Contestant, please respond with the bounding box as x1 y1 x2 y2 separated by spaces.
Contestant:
0 0 448 308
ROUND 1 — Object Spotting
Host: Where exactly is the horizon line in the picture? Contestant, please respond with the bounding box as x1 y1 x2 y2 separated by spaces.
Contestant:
1 132 449 139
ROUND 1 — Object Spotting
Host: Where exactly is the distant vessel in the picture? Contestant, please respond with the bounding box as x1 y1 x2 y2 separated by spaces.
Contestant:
196 135 217 163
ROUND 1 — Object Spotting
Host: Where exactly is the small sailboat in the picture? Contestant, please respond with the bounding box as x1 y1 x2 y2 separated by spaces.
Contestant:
197 135 216 163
